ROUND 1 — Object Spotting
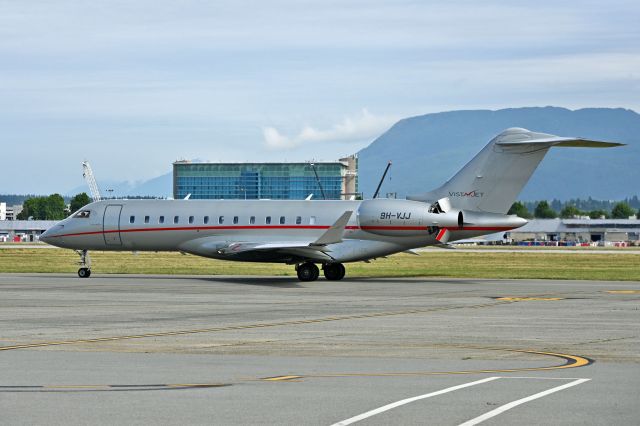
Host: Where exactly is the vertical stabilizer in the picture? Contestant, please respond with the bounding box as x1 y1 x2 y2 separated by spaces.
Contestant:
407 128 623 214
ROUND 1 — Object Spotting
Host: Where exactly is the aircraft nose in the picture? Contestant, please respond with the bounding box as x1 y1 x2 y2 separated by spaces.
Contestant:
40 229 51 244
40 224 63 244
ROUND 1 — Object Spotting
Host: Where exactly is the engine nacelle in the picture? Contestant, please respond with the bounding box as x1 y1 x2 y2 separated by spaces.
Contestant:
357 199 461 237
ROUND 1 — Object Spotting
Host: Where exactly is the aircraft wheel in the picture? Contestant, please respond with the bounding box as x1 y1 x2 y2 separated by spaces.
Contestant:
297 263 319 282
323 263 345 280
78 268 91 278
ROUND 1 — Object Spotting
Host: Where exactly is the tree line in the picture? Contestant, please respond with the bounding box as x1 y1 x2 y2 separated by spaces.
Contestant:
16 193 91 220
508 200 638 219
10 192 640 221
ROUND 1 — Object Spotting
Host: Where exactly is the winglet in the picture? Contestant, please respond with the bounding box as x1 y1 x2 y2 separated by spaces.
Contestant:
435 228 450 244
311 211 353 246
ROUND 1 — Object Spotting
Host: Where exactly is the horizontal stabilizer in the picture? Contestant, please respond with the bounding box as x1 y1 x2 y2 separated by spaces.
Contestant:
495 129 624 148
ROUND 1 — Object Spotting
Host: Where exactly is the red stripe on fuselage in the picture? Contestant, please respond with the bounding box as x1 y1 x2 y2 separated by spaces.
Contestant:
47 225 514 239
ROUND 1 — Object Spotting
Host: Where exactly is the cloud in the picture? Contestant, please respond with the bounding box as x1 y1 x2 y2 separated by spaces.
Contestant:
263 109 398 150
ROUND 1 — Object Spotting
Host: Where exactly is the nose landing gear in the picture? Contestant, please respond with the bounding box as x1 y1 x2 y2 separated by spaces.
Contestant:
76 249 92 278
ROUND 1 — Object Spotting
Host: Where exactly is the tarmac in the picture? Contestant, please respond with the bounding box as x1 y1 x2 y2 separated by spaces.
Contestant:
0 273 638 425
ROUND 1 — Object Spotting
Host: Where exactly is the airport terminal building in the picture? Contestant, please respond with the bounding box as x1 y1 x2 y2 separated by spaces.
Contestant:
507 218 640 245
173 156 358 200
0 220 57 242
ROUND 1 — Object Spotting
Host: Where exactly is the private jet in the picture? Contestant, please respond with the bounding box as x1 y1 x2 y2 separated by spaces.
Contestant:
40 128 622 281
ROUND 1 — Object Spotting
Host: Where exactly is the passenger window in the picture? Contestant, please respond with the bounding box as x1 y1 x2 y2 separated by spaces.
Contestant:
310 216 316 225
189 216 194 224
296 216 302 225
219 216 224 224
266 216 271 224
174 216 179 224
204 216 209 224
280 216 286 224
159 216 165 224
250 216 255 224
233 216 239 224
144 216 150 224
129 215 135 224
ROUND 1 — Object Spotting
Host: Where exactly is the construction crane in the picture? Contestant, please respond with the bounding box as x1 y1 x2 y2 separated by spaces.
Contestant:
372 161 392 199
82 161 102 202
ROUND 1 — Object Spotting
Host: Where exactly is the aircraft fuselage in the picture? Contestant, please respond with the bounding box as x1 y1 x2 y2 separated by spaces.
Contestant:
41 199 520 264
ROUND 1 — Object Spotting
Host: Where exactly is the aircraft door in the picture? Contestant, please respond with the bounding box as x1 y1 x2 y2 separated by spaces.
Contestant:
103 205 123 245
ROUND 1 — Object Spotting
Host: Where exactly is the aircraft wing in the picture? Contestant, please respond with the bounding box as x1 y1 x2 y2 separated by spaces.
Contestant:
210 211 354 261
218 241 335 261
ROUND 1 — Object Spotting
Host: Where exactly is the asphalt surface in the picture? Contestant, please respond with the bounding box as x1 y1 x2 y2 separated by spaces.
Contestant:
0 273 638 425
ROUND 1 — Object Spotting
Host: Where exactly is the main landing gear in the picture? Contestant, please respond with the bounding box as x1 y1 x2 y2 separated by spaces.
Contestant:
323 263 345 281
296 262 346 282
76 249 92 278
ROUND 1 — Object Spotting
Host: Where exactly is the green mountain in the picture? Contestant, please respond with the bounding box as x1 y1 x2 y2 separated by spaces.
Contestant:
358 107 640 200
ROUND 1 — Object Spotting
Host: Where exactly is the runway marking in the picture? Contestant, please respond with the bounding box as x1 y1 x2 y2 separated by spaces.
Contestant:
292 347 592 380
0 383 229 392
496 297 564 301
500 376 589 380
332 377 590 425
606 290 640 294
0 348 592 393
0 300 517 352
330 377 500 426
457 378 591 425
261 375 304 381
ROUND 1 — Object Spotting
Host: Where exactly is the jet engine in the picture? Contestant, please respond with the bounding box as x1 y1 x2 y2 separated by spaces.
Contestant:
357 198 461 237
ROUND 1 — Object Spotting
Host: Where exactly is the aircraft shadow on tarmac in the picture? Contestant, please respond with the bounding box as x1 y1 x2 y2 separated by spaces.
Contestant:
195 276 304 287
34 273 485 287
195 276 488 286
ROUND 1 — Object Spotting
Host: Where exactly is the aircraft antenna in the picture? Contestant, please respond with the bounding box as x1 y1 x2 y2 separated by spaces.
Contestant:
372 161 392 199
82 161 102 202
309 163 327 200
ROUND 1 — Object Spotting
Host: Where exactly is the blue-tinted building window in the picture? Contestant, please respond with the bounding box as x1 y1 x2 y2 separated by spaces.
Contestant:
173 162 351 200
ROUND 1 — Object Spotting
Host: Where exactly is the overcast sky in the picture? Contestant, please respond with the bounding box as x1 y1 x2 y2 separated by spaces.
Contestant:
1 0 639 193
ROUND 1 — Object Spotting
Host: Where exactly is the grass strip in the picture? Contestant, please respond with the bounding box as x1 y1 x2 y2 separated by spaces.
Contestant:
0 248 638 281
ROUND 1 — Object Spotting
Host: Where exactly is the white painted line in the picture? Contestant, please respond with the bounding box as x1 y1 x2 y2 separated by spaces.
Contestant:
458 378 591 426
501 376 590 380
330 377 500 426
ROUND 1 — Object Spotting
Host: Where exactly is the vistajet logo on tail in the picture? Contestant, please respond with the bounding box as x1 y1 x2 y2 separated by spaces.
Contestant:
449 190 484 198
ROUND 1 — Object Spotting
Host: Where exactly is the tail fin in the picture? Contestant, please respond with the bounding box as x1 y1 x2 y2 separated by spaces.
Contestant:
407 128 624 214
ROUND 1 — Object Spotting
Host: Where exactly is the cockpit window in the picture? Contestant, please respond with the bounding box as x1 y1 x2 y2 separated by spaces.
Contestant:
74 210 90 218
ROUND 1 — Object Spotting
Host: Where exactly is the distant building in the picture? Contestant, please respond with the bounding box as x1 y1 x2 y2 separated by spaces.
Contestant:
507 218 640 245
0 203 5 221
0 220 56 242
4 204 23 221
173 155 358 200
